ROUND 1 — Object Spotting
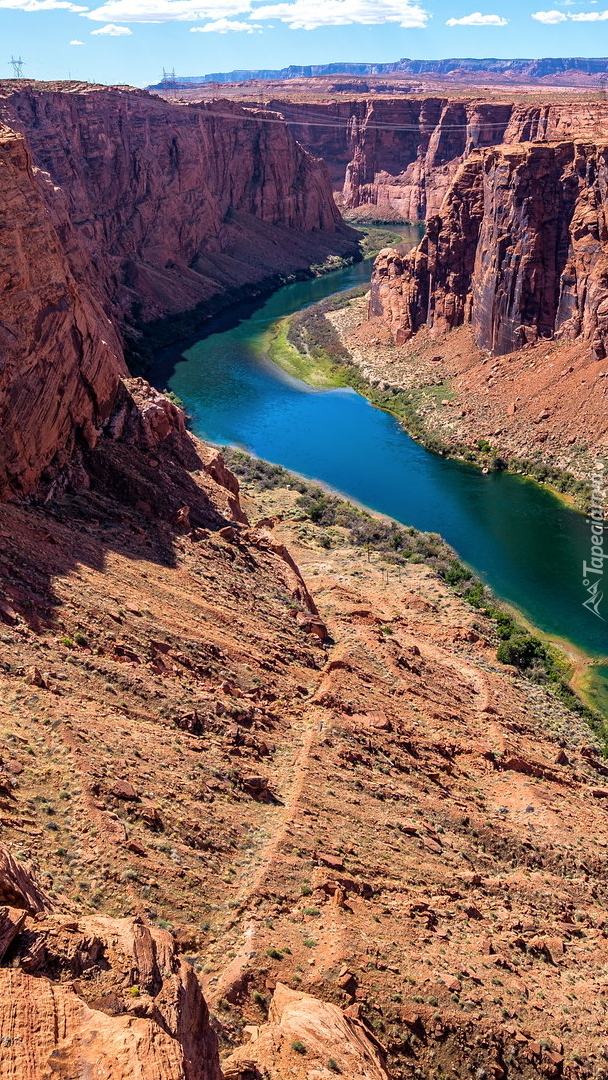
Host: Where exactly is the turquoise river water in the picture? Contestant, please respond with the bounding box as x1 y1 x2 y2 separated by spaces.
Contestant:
154 253 608 709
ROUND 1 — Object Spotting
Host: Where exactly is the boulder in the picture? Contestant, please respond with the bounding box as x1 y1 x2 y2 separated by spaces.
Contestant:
222 983 389 1080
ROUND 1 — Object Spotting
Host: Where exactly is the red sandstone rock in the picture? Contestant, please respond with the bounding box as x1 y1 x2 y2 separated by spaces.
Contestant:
276 95 608 220
0 846 222 1080
0 84 354 502
222 982 390 1080
0 125 125 500
369 140 608 358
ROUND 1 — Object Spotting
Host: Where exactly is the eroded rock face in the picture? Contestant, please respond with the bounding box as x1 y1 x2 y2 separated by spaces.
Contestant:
0 845 222 1080
276 96 608 220
223 982 389 1080
0 125 125 501
0 84 354 501
1 86 348 326
369 140 608 357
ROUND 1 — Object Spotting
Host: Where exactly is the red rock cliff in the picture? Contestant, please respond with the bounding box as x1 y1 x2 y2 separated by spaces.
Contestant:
0 83 355 500
1 85 352 325
0 124 125 501
271 96 608 220
369 140 608 358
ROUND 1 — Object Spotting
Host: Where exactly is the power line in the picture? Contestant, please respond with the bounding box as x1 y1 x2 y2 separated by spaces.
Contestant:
177 103 608 137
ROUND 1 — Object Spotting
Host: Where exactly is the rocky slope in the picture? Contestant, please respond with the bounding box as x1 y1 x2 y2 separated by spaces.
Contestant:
1 393 608 1077
0 82 357 500
368 140 608 360
0 843 223 1080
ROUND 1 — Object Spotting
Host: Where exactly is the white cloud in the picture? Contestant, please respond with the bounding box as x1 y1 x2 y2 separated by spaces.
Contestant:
570 7 608 17
91 20 132 29
531 8 567 20
84 0 249 20
84 0 430 25
446 11 508 24
190 16 260 28
69 36 85 40
531 5 608 18
0 0 87 9
251 0 429 29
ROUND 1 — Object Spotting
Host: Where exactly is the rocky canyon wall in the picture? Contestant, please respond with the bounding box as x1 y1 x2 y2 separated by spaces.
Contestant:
0 86 352 325
368 140 608 357
0 123 126 501
0 83 354 500
271 96 608 220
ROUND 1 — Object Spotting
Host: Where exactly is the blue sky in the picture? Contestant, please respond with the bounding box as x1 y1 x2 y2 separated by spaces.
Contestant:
2 0 608 88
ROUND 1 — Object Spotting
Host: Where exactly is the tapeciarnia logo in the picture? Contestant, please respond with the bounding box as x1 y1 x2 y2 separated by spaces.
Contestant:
582 461 606 621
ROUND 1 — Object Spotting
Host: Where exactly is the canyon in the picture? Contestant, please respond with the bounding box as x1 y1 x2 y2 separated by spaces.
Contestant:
1 75 608 1080
0 82 357 500
368 140 608 357
175 85 608 221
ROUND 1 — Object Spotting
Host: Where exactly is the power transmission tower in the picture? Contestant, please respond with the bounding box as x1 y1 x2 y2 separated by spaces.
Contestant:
162 66 176 95
9 56 25 78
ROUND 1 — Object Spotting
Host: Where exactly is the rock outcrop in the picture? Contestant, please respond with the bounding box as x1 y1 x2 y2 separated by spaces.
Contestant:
0 845 222 1080
369 140 608 357
0 124 125 501
0 83 356 500
223 983 389 1079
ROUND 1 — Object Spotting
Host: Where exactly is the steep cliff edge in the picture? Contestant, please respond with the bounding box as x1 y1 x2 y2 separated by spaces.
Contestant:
0 85 354 326
266 96 608 221
0 83 356 500
369 140 608 358
0 124 125 502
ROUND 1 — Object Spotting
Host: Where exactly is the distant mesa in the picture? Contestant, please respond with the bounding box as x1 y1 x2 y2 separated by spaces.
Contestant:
147 56 608 89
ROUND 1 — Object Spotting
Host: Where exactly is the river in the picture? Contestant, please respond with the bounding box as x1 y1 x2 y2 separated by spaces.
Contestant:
152 244 608 712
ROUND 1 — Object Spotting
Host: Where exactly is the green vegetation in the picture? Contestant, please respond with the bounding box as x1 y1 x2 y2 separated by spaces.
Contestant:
357 225 412 257
163 389 184 409
125 254 363 377
266 285 368 387
267 947 283 960
292 1040 307 1054
225 448 608 740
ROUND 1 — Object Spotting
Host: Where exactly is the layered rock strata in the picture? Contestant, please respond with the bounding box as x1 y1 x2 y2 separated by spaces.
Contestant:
0 125 125 501
0 83 355 500
269 97 608 219
369 140 608 357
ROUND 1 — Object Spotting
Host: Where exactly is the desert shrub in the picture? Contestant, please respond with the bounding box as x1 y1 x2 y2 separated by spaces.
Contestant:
496 635 546 669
